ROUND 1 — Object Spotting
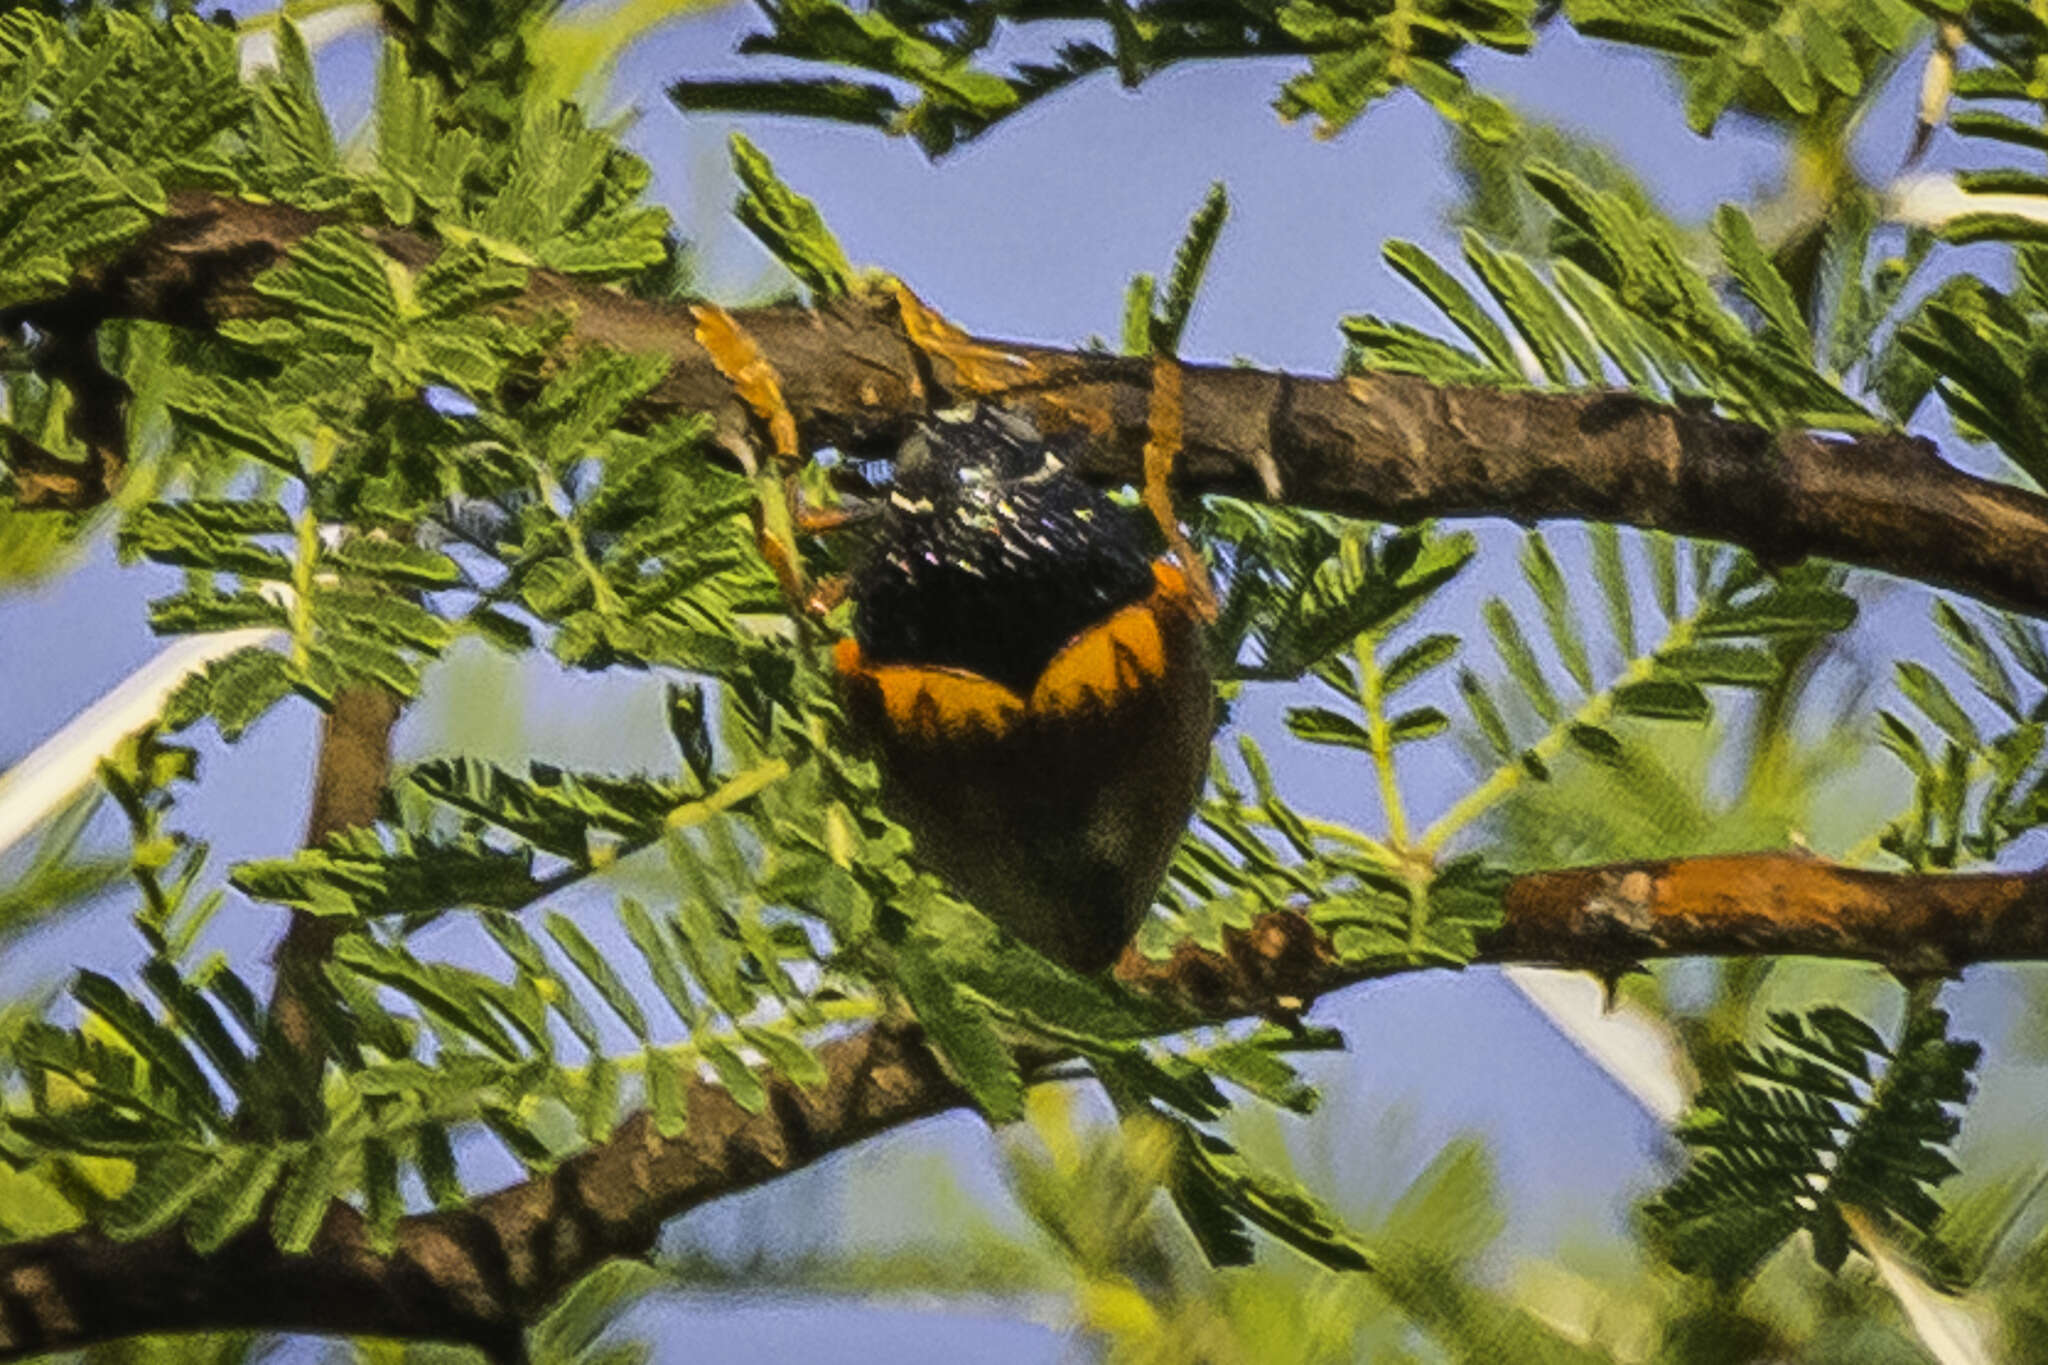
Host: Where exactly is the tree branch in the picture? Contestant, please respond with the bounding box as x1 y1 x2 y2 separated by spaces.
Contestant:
4 849 2048 1358
0 1021 959 1360
262 686 403 1134
6 193 2048 619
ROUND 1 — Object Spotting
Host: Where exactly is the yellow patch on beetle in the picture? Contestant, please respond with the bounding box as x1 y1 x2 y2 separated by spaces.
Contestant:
1147 559 1199 615
838 557 1197 734
1031 600 1167 717
834 639 1026 740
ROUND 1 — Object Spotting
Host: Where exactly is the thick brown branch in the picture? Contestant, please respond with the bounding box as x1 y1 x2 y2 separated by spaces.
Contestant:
1486 851 2048 975
9 193 2048 619
0 1022 957 1359
5 850 2048 1358
1118 852 2048 1018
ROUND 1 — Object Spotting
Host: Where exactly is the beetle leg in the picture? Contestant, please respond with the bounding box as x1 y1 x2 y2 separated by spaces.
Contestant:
1143 354 1219 621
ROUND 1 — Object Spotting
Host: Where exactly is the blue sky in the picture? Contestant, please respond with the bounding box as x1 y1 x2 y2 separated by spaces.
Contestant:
3 9 2042 1361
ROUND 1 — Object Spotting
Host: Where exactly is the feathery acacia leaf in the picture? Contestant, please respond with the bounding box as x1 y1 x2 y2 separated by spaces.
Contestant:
1646 1000 1980 1284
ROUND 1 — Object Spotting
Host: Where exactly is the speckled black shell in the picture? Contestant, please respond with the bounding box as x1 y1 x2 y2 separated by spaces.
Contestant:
849 407 1156 694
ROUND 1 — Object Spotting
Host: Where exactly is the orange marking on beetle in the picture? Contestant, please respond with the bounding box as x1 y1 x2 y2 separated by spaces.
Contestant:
1033 601 1167 716
1110 606 1168 681
837 558 1196 730
1148 559 1198 614
869 664 1027 740
835 639 1023 738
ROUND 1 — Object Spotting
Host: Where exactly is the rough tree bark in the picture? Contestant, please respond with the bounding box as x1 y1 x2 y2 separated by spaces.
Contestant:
7 193 2048 621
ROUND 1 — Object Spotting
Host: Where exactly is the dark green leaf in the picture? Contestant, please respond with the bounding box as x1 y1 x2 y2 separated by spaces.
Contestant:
1283 705 1373 750
1613 679 1710 722
894 936 1022 1122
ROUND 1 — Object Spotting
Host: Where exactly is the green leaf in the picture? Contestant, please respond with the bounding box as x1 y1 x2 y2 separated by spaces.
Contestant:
1586 523 1635 657
1551 259 1656 388
1566 723 1624 765
1934 600 2021 719
545 911 650 1039
894 935 1022 1122
1646 1001 1980 1285
1167 1146 1256 1268
1153 182 1228 355
251 19 337 179
333 938 529 1063
462 104 669 278
697 1035 767 1113
739 1023 829 1091
1459 668 1514 760
1380 1137 1501 1264
1521 533 1591 692
234 828 539 919
149 590 292 636
1386 706 1450 743
670 76 902 131
645 1046 690 1137
140 959 249 1097
185 1144 287 1252
1646 532 1679 619
1951 111 2048 153
1483 599 1560 722
1462 231 1598 383
1283 705 1373 750
1653 642 1779 686
1380 633 1459 697
618 897 701 1031
1178 1123 1373 1271
363 1136 402 1253
1695 587 1857 638
326 538 461 588
1994 613 2048 689
271 1145 334 1253
416 1123 464 1208
1877 709 1931 779
1342 315 1498 381
1896 661 1980 750
71 971 223 1127
1198 1040 1319 1113
1613 679 1710 722
577 1051 622 1141
102 1147 217 1240
166 647 299 741
728 132 853 298
1714 204 1812 355
1382 240 1518 375
1121 272 1157 356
